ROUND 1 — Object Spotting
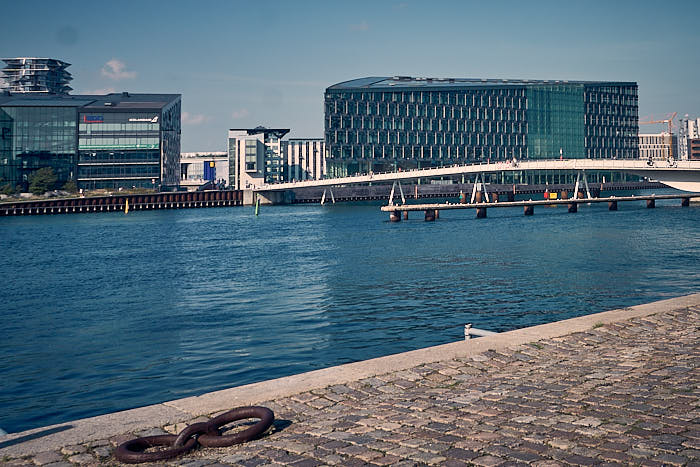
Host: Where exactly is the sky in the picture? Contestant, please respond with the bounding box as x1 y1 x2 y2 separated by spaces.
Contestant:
1 0 699 151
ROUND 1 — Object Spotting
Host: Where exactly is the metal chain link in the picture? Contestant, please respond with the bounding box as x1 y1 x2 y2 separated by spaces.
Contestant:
114 406 274 464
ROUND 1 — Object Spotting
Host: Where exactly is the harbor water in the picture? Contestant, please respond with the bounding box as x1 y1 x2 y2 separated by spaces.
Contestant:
1 193 699 433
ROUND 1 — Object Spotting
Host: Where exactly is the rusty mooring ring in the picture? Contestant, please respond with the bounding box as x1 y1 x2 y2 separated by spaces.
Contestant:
113 406 275 463
198 406 275 447
114 434 197 464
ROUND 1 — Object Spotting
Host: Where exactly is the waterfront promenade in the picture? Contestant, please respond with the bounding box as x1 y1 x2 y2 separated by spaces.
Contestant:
1 294 698 466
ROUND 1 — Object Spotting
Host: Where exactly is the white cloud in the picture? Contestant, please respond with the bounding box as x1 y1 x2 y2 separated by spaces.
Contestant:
182 111 208 125
101 59 136 80
231 108 250 119
349 20 369 31
84 87 116 95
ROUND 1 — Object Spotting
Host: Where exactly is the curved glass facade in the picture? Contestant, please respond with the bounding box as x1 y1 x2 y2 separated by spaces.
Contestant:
324 77 638 177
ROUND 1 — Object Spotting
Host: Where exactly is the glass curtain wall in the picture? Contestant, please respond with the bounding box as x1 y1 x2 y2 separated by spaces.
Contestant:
325 88 528 176
78 112 160 189
526 85 585 159
0 106 77 189
584 85 638 159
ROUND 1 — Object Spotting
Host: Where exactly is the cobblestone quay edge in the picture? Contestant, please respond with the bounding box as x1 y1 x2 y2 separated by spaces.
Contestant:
1 292 699 464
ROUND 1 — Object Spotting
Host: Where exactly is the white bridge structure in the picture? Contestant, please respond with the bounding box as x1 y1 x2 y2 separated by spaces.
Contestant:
258 159 700 193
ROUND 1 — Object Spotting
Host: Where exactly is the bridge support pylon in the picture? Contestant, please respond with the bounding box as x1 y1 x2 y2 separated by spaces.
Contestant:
609 201 618 211
389 211 401 222
524 205 534 216
568 203 578 213
476 207 487 218
424 210 436 221
647 199 656 208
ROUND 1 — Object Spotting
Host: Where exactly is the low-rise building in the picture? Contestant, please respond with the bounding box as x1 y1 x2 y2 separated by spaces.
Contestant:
285 138 326 181
180 151 228 190
638 133 678 161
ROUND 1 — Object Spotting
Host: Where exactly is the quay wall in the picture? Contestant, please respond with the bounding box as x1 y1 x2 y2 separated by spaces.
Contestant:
0 190 244 216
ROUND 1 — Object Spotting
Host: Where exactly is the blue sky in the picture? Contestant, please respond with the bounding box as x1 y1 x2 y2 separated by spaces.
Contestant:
1 0 699 151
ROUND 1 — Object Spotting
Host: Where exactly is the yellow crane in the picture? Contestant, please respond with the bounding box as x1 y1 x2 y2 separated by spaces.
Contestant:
639 112 677 160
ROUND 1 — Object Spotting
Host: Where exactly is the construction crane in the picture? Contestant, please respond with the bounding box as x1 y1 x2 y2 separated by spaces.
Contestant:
639 112 677 160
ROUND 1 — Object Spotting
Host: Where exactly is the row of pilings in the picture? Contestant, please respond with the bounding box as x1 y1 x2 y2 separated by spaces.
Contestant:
388 189 693 222
0 190 243 216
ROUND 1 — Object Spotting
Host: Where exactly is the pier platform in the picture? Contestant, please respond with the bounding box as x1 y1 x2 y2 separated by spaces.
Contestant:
1 294 698 466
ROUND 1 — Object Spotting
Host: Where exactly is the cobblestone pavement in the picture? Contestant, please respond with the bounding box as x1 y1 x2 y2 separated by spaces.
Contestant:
3 306 699 466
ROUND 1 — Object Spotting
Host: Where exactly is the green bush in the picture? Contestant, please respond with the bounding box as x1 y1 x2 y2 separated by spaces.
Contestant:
62 180 78 193
28 167 58 195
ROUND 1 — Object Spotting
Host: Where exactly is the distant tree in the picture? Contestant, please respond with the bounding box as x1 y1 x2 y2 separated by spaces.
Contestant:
28 167 58 194
1 183 13 195
62 180 78 193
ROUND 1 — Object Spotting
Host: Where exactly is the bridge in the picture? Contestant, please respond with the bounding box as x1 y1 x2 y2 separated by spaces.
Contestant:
258 159 700 193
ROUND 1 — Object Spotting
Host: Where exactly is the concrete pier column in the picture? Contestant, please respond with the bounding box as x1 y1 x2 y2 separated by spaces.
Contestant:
389 211 401 222
568 203 578 213
682 197 690 207
476 207 487 218
524 205 534 216
424 210 436 221
608 201 618 211
434 209 439 219
402 211 408 220
475 191 483 203
491 193 499 203
560 190 568 199
647 199 656 209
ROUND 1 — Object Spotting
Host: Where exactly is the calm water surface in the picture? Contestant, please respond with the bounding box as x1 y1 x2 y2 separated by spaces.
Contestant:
1 194 699 432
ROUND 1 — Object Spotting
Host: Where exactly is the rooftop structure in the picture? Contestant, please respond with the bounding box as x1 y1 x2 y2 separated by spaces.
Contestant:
1 58 73 94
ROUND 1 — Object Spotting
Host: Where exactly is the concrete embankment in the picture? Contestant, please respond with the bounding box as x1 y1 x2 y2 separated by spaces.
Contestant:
1 293 698 465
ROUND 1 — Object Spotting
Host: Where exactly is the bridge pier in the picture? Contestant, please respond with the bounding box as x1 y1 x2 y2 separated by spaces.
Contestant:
424 210 435 221
524 205 534 216
608 201 618 211
476 207 487 218
568 203 578 213
647 199 656 209
434 209 439 219
682 197 690 207
491 193 499 203
403 211 408 220
389 211 401 222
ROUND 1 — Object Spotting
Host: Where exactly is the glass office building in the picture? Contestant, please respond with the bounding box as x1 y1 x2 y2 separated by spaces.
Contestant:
0 92 181 190
324 77 638 177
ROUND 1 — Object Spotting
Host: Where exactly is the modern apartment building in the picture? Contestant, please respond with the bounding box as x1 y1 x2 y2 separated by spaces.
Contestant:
285 138 326 181
1 57 73 94
638 133 678 161
228 127 289 190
